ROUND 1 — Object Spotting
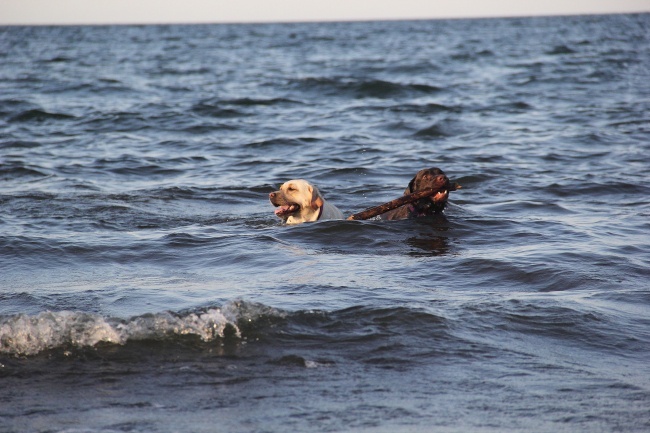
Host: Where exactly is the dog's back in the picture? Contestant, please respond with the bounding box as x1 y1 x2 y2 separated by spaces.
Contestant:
319 198 344 220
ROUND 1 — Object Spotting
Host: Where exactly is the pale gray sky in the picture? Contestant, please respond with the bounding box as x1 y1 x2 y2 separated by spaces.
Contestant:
1 0 648 25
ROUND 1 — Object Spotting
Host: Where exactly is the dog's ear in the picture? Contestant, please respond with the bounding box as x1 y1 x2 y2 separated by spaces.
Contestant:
310 185 324 210
404 176 417 195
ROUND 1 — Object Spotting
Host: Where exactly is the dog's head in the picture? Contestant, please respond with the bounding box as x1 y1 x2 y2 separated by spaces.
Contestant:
269 179 324 224
404 167 451 215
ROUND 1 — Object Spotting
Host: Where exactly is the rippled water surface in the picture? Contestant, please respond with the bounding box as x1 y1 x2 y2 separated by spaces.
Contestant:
1 14 650 432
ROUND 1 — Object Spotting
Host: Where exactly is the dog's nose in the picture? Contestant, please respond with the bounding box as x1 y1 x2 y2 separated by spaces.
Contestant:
269 192 275 198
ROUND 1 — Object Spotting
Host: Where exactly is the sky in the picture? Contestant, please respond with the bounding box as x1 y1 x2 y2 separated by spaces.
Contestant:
1 0 648 25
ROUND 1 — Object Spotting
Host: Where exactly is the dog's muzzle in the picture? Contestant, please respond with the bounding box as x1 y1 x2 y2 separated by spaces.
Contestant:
269 192 300 217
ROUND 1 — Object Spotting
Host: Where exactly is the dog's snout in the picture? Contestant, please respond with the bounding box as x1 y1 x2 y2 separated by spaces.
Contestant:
269 192 276 199
435 174 447 183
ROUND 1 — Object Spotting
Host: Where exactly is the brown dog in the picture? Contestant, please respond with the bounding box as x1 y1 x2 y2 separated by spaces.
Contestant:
379 167 452 220
269 179 344 224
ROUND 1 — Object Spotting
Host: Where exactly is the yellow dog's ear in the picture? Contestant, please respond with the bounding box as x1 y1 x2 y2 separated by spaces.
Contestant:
310 185 324 210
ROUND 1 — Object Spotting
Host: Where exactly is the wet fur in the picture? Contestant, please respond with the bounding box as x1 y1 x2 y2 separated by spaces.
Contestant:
380 167 451 220
269 179 343 224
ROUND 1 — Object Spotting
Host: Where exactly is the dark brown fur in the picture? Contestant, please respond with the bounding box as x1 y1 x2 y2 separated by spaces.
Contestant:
379 167 451 220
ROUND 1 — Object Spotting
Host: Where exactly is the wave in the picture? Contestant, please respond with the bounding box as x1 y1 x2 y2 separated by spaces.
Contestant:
9 109 76 123
2 297 644 366
0 301 284 356
191 97 300 118
386 102 461 114
243 137 321 148
0 301 457 358
191 102 248 118
546 181 649 198
413 118 466 138
0 162 49 179
89 155 185 176
0 98 37 117
0 140 41 149
547 45 576 55
290 77 442 99
219 97 299 106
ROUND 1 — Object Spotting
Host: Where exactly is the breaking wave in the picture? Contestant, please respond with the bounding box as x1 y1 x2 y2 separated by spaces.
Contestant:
0 301 283 356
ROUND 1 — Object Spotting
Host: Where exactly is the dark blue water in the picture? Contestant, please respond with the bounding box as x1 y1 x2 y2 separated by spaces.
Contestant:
1 14 650 432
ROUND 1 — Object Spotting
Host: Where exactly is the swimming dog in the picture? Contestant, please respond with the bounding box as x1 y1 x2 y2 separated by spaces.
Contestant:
270 179 344 224
379 167 451 220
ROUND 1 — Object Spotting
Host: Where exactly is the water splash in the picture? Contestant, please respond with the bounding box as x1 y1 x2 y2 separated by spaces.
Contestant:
0 301 281 356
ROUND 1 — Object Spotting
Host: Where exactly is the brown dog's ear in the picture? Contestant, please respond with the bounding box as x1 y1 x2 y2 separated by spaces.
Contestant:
310 185 324 210
404 176 416 195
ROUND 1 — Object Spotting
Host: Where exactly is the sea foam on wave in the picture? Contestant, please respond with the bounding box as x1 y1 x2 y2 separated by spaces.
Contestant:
0 301 277 356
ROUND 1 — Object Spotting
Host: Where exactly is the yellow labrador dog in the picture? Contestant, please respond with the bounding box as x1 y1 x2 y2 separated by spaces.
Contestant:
269 179 344 224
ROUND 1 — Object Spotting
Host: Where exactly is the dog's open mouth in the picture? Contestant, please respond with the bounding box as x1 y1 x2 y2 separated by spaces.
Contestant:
274 203 300 217
417 190 448 209
424 175 452 205
413 180 451 214
431 190 448 203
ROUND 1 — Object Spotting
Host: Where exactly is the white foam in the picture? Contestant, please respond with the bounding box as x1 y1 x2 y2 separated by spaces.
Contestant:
0 311 123 355
0 301 280 356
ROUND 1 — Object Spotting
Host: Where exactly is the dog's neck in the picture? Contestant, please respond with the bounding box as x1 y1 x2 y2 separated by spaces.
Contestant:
408 203 428 217
408 199 441 217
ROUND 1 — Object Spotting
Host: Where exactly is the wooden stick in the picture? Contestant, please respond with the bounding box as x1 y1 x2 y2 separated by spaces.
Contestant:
347 183 461 221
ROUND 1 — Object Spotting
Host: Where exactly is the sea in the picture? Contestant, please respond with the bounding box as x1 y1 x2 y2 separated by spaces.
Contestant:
1 13 649 433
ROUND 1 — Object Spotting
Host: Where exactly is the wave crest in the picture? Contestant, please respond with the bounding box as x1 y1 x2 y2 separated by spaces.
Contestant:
0 302 279 356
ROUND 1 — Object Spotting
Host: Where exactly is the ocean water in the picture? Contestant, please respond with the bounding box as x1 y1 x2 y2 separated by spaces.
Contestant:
1 14 649 432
